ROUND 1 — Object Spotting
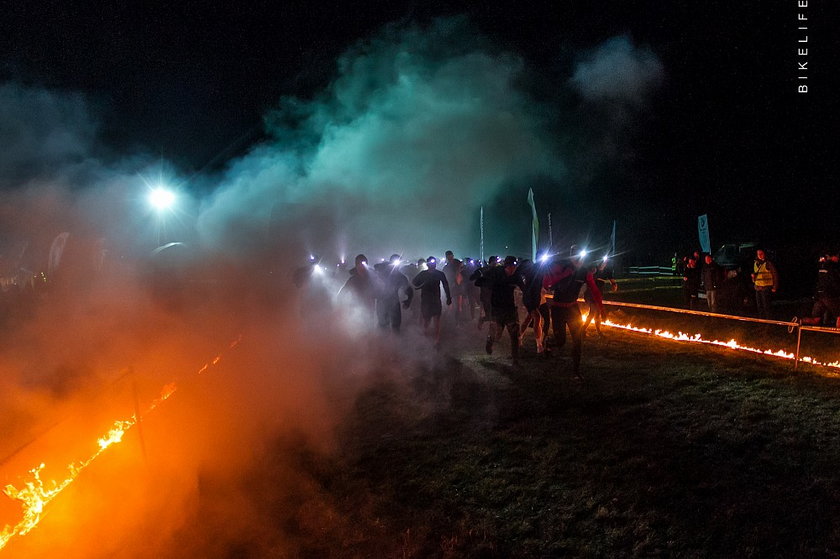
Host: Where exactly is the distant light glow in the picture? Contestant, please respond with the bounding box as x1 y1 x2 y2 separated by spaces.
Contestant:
578 249 588 258
148 187 176 211
539 252 550 263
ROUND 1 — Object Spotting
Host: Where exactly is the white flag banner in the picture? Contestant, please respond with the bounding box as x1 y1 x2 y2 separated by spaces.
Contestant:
527 188 539 261
48 232 70 275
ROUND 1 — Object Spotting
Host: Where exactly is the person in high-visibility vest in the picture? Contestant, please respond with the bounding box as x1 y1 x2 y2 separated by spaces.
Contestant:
751 249 779 319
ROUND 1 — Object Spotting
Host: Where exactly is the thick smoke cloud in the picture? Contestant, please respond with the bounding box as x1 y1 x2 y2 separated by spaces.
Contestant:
198 18 565 260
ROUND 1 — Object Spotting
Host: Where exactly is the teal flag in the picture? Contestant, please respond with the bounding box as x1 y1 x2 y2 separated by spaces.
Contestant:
698 214 711 253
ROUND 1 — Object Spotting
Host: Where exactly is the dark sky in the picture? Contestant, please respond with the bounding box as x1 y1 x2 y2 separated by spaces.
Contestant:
1 0 838 261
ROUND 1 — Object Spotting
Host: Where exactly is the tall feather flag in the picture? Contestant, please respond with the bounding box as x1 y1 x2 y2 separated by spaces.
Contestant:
609 220 616 257
698 214 711 254
527 188 539 261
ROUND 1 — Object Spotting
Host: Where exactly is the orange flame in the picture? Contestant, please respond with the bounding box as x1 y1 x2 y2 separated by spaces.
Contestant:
1 396 154 549
601 319 840 370
0 341 237 552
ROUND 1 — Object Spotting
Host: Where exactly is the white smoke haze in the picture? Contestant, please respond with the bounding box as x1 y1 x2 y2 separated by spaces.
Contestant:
569 35 664 107
564 35 664 184
0 18 664 558
0 84 100 188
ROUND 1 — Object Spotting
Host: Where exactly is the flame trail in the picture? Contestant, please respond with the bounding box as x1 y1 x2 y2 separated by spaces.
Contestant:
0 337 241 551
601 319 840 370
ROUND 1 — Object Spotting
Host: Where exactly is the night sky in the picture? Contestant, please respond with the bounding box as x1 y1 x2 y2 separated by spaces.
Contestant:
1 1 838 263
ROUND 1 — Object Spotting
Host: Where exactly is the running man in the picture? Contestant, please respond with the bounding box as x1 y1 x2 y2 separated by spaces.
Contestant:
543 254 604 379
411 256 452 346
477 256 525 363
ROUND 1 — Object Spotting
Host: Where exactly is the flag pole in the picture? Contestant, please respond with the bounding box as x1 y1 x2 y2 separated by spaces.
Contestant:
480 206 485 263
548 212 553 251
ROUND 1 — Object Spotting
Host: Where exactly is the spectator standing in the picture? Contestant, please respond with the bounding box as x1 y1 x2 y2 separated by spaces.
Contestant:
799 251 840 326
701 254 724 313
682 256 701 310
751 249 779 319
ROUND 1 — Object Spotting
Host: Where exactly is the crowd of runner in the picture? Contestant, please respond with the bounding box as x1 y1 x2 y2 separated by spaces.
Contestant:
294 244 840 378
294 247 618 380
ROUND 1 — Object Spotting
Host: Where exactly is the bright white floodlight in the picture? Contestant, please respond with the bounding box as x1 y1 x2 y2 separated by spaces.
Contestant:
149 187 176 211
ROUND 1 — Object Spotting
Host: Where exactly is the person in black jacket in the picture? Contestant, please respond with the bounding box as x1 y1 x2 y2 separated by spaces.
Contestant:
373 254 414 333
411 256 452 346
470 256 498 329
701 254 724 313
517 259 547 354
799 251 840 327
476 255 524 363
542 254 604 379
682 256 701 310
338 254 377 326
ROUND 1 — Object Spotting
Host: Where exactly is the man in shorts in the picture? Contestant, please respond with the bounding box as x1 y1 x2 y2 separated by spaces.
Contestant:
542 253 604 379
477 256 524 363
411 256 452 346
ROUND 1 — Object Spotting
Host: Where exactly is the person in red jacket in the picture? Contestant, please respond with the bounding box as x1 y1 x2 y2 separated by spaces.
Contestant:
542 253 604 379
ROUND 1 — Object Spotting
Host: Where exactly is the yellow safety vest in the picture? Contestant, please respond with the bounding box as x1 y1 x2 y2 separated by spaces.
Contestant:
753 261 774 288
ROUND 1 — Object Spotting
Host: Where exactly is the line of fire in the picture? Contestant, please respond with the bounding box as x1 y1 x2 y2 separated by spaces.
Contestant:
0 337 240 553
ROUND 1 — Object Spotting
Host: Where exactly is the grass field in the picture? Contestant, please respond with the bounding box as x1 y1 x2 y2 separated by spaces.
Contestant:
192 319 840 558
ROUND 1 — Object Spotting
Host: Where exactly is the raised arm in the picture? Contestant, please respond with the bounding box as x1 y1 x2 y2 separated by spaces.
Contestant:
542 266 573 290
